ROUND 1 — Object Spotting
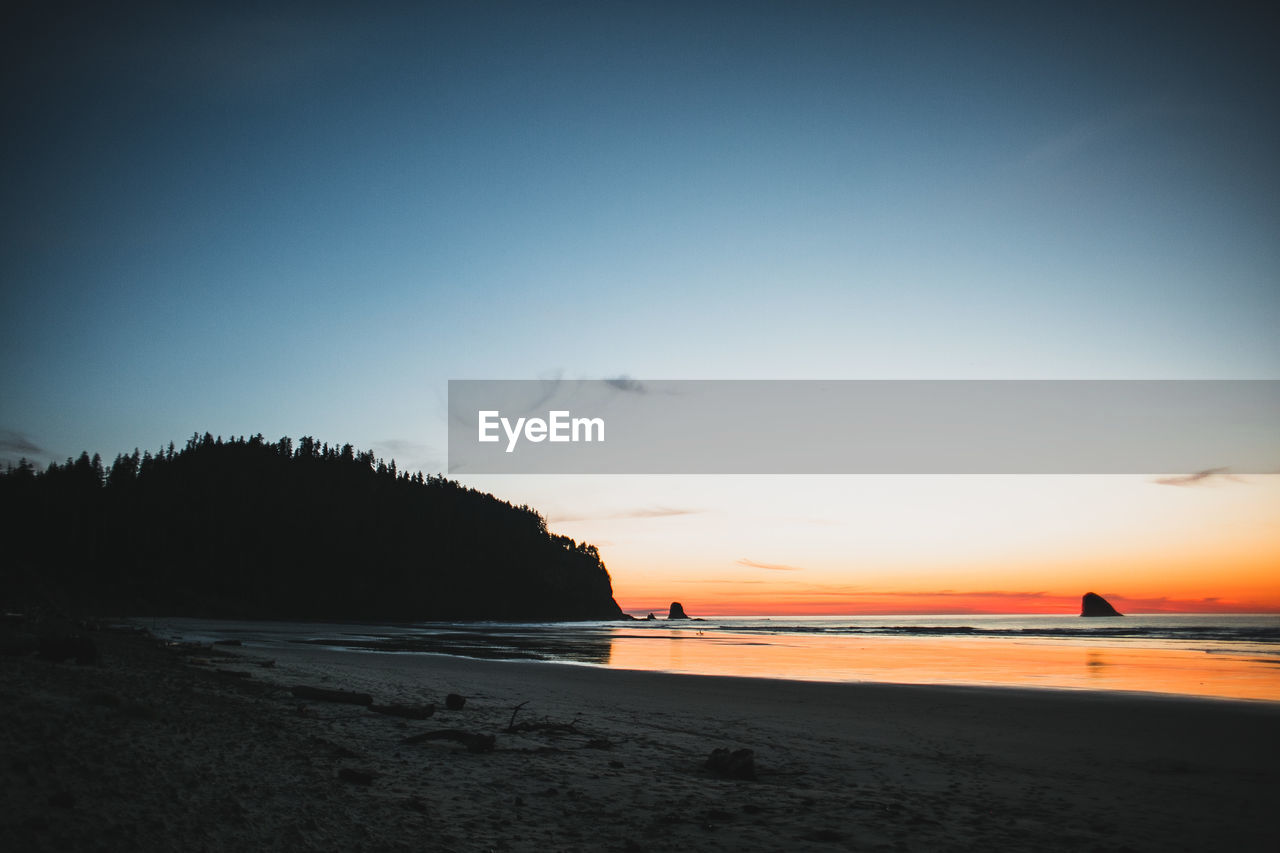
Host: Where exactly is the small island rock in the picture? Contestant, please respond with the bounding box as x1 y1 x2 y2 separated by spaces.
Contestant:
667 602 690 620
1081 592 1123 617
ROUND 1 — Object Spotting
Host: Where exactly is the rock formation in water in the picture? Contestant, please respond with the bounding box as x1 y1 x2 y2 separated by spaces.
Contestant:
1081 592 1123 617
667 602 690 620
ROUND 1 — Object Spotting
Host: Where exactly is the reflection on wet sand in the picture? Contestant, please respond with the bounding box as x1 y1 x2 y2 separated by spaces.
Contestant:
606 632 1280 701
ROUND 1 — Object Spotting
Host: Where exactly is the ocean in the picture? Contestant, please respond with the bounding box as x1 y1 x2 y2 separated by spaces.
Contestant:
153 612 1280 702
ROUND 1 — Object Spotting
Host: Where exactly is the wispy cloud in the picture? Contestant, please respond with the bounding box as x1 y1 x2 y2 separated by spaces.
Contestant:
1020 97 1175 168
1153 467 1240 487
778 585 1053 599
0 429 45 457
1108 595 1279 613
551 506 701 523
604 376 647 394
737 558 804 572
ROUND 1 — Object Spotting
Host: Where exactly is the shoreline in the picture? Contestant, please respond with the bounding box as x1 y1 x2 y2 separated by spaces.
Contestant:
4 625 1277 851
266 640 1280 708
150 614 1280 702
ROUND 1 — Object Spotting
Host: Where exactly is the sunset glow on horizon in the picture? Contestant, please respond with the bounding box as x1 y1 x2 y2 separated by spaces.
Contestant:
509 474 1280 617
612 593 1280 619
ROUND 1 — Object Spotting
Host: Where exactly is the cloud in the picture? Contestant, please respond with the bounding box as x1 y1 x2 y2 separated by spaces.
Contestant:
448 374 565 430
1153 467 1239 487
1107 595 1279 613
0 429 45 457
604 377 647 394
1020 97 1174 168
551 506 701 523
871 590 1051 599
737 558 804 572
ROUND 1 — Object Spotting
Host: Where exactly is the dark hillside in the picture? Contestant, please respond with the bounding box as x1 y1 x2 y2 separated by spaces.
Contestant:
0 433 624 621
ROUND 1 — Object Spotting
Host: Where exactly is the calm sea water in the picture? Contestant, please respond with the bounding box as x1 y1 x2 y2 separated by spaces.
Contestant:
155 613 1280 701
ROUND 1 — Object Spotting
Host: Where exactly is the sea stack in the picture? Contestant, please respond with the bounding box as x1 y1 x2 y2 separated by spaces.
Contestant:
667 602 690 620
1081 592 1123 617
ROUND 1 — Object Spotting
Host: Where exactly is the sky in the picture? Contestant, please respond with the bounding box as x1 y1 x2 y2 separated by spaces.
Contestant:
3 1 1278 614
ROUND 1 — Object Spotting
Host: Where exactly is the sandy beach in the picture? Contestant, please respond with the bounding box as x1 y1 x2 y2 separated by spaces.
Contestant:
3 625 1278 852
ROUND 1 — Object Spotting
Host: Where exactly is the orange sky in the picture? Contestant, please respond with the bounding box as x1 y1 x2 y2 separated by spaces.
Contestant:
466 473 1280 616
611 542 1280 615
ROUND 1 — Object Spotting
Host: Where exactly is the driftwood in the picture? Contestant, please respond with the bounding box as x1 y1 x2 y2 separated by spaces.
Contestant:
509 719 581 735
506 701 530 731
402 730 495 753
368 703 436 720
290 684 373 706
505 701 582 735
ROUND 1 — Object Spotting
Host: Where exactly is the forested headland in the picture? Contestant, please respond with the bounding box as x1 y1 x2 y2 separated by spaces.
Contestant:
0 433 625 621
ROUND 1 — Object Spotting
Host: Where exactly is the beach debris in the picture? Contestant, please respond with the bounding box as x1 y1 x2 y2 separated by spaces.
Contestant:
667 601 690 619
402 729 496 753
445 693 466 710
338 767 376 785
505 702 582 735
290 685 374 706
705 747 756 780
368 702 436 720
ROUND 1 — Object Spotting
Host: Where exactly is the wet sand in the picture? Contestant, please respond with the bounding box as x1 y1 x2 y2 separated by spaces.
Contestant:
3 626 1277 851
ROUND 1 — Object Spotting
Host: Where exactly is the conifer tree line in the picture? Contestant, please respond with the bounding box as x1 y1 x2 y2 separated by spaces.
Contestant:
1 433 625 621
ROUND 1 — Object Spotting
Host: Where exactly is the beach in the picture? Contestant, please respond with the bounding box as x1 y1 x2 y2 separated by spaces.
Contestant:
3 625 1278 852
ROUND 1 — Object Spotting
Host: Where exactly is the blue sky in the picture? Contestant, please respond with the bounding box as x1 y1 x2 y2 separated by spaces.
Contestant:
2 2 1278 610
